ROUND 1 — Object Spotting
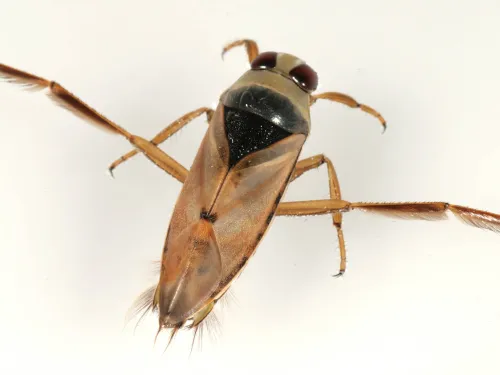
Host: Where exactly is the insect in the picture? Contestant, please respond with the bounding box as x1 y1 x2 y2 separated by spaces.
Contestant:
1 38 500 348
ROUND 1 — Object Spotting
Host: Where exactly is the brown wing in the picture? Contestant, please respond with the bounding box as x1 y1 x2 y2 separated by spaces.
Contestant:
158 103 305 324
166 104 230 242
154 104 230 325
158 220 222 326
211 133 306 290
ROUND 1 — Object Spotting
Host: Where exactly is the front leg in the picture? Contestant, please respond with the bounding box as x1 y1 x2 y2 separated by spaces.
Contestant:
221 39 260 63
310 92 387 132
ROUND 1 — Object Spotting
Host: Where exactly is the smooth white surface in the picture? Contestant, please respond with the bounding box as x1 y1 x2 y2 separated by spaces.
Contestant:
1 1 499 374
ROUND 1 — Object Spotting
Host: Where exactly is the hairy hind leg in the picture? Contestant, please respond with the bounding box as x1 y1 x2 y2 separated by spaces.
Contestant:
0 63 188 183
276 199 500 234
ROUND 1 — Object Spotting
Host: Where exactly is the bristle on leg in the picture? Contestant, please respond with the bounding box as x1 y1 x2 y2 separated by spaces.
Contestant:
350 201 500 234
0 63 49 91
449 205 500 233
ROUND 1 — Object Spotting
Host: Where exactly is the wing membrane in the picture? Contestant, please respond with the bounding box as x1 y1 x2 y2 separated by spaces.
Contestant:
212 133 306 287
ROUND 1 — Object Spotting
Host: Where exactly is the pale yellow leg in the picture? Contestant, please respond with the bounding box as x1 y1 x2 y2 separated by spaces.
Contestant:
310 92 386 131
108 107 213 175
221 39 260 63
283 154 347 276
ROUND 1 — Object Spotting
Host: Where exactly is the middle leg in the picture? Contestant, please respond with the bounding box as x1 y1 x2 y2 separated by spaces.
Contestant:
221 39 260 63
282 154 347 276
108 107 213 175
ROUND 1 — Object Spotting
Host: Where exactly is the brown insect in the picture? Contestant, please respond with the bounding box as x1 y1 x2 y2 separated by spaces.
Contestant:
1 38 500 349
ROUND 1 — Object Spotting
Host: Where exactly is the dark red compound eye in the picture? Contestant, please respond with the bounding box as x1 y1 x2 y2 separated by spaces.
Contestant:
250 51 278 70
289 63 318 92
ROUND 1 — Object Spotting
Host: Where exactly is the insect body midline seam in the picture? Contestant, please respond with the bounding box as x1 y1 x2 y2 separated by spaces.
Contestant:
2 38 499 351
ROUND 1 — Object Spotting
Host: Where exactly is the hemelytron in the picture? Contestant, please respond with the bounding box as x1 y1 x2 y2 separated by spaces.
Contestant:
2 38 499 348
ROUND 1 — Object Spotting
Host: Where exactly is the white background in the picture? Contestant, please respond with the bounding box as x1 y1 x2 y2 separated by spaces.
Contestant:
1 1 499 374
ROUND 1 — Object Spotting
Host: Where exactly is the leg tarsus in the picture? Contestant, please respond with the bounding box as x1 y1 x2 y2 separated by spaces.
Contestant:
311 91 386 132
333 223 346 276
285 154 347 275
